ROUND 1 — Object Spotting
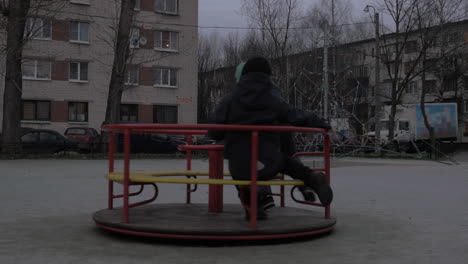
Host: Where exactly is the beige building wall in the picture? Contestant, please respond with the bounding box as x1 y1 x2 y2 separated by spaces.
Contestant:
0 0 198 135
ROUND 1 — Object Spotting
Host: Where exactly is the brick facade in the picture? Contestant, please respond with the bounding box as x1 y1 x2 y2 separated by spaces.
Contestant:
0 0 199 134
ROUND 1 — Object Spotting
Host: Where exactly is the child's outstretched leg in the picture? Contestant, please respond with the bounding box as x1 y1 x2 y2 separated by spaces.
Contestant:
283 157 333 206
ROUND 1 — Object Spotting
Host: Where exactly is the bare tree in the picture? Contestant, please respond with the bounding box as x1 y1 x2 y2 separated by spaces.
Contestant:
241 0 303 96
198 32 222 122
1 0 65 154
102 0 137 128
376 0 466 149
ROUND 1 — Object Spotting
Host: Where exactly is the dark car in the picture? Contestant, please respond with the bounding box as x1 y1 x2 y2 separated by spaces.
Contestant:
20 129 79 154
117 133 186 154
64 127 100 152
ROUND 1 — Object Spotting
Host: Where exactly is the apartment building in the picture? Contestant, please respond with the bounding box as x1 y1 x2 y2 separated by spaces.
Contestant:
201 20 468 142
0 0 198 134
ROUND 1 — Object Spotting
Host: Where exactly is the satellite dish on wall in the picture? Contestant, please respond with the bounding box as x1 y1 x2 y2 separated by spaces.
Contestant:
139 37 147 46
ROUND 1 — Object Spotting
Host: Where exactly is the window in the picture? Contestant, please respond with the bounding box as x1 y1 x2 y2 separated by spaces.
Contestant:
399 121 410 131
68 102 88 122
69 21 89 43
444 78 457 92
69 62 88 82
22 59 51 80
40 131 58 142
130 28 140 48
153 105 177 123
424 80 437 94
154 30 178 51
21 132 37 143
25 17 51 39
404 61 417 74
155 0 178 14
405 40 418 54
154 67 177 87
135 0 141 10
405 81 418 94
120 104 139 122
125 65 139 85
22 100 50 121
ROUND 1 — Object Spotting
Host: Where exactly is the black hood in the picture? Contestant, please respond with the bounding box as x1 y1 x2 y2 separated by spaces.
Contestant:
236 72 275 110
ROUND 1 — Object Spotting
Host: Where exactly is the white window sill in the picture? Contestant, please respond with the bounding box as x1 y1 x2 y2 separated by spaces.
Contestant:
154 85 177 89
30 37 52 41
155 11 178 16
22 77 51 81
69 40 90 45
154 48 178 53
21 120 51 124
130 45 140 49
68 121 89 125
69 79 89 83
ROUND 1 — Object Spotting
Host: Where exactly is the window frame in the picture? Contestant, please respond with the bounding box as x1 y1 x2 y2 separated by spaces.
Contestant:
125 65 140 86
153 67 177 88
134 0 141 10
405 81 418 94
68 101 89 122
130 27 140 48
153 105 178 124
21 100 51 121
69 61 89 82
120 104 139 122
154 30 178 52
22 59 52 80
25 17 52 40
155 0 178 15
69 21 90 44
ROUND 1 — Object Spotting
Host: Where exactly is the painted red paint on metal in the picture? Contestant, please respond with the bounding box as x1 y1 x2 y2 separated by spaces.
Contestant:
123 129 130 223
95 223 334 240
249 131 259 229
108 132 115 210
324 134 331 219
186 135 192 204
208 149 224 213
101 124 332 230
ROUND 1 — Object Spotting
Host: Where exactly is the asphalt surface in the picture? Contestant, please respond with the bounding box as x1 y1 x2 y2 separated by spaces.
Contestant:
0 155 467 264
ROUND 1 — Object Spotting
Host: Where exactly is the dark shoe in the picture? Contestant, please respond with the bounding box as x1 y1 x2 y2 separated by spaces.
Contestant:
260 194 275 210
303 171 333 206
238 187 269 220
297 186 316 202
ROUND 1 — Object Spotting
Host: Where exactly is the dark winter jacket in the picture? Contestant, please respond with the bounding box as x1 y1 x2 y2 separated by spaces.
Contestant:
208 73 330 173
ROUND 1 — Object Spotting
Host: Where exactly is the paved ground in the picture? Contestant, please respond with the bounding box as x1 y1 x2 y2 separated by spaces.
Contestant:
0 155 467 264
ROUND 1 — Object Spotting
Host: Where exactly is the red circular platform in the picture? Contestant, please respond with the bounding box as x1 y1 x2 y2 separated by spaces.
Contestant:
93 204 336 240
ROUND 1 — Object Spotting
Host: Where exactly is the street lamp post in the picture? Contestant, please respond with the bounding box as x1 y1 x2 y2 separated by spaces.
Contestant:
364 5 382 153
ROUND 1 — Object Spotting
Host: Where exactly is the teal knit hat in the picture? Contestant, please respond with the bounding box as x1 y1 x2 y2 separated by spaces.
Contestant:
234 62 246 83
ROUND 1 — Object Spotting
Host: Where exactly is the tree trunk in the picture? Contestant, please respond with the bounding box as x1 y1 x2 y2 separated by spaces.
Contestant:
419 50 436 159
1 0 31 155
101 0 136 151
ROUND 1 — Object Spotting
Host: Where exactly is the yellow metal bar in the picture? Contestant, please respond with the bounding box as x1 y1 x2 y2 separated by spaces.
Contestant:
106 173 304 186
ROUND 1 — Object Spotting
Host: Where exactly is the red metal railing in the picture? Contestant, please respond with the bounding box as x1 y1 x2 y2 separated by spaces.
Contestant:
102 124 331 229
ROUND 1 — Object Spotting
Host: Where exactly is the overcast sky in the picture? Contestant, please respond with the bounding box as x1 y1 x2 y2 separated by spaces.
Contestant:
198 0 372 35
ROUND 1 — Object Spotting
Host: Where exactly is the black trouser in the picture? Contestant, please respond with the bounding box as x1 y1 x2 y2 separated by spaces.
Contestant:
229 132 309 197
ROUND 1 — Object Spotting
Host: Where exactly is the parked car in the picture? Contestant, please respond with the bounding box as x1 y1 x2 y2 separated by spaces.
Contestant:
64 127 100 152
20 129 79 154
116 133 186 154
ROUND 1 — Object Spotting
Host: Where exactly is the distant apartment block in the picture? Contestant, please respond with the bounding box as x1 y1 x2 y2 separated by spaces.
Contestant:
0 0 199 134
